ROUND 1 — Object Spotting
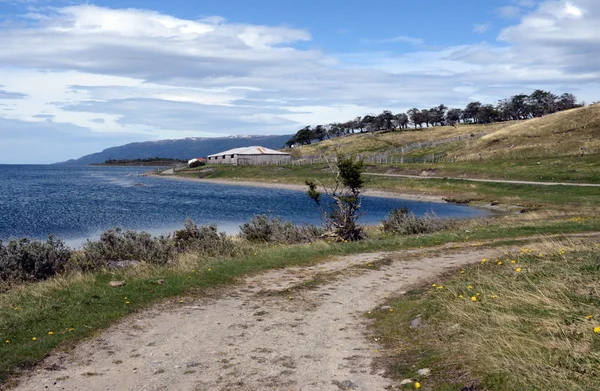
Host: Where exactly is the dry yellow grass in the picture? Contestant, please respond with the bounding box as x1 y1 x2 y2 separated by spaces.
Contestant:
373 237 600 390
293 105 600 162
458 104 600 161
295 122 516 158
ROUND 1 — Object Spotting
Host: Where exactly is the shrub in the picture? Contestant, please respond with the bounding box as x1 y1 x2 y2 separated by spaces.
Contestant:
0 236 72 282
306 154 365 241
188 160 206 168
382 207 451 235
240 215 321 244
80 228 175 269
174 218 240 257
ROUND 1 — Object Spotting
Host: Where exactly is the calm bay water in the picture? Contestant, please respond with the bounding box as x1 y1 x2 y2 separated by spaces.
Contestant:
0 165 488 246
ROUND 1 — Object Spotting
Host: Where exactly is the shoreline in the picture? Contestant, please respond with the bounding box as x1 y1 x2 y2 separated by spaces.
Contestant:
148 173 449 203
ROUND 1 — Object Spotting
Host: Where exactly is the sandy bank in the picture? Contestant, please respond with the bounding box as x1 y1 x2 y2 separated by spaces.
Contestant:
149 173 447 203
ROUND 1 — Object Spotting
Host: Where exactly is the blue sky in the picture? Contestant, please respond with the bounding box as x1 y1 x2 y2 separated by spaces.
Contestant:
0 0 598 163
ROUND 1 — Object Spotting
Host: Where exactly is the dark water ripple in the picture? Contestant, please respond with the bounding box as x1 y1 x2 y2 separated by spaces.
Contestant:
0 165 489 246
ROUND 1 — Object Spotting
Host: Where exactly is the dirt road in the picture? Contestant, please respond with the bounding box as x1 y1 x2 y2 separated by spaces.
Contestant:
14 247 503 391
364 172 600 187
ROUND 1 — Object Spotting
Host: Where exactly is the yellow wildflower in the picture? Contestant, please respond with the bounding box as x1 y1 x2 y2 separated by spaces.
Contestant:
460 270 465 274
48 331 54 335
594 327 600 333
491 295 498 300
497 261 503 265
468 285 473 290
431 283 437 287
516 268 522 272
32 337 37 341
437 285 444 290
5 340 9 344
511 260 517 264
481 258 487 264
125 301 130 305
415 382 421 389
458 295 463 299
471 296 477 302
586 315 594 320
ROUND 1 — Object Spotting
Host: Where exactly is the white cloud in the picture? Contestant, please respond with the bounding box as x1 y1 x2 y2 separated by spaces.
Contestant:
473 23 491 33
364 35 424 45
1 2 600 162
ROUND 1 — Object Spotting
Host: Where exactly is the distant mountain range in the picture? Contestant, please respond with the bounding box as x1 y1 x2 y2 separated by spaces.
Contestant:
58 135 293 165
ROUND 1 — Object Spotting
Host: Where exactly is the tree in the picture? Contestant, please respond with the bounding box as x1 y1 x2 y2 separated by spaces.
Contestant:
360 115 376 132
408 108 425 128
306 154 365 241
393 113 409 130
427 105 447 126
294 126 315 145
528 89 558 117
463 101 482 123
313 125 327 141
446 108 462 126
557 93 579 111
378 110 394 131
475 104 498 124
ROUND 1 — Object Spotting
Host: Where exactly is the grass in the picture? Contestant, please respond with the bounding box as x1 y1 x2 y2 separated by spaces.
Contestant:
2 216 600 384
366 155 600 184
292 105 600 163
368 238 600 390
178 163 600 208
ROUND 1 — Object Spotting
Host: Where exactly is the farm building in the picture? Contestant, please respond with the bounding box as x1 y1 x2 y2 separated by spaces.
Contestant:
207 146 291 166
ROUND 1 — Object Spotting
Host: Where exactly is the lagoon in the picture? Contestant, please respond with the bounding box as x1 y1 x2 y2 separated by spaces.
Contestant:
0 165 489 246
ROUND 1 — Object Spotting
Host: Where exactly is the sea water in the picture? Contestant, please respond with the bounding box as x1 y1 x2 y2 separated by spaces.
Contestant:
0 165 489 246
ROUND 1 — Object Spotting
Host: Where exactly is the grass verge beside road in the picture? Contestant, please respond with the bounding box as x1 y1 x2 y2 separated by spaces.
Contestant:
369 239 600 390
1 216 600 385
176 164 600 209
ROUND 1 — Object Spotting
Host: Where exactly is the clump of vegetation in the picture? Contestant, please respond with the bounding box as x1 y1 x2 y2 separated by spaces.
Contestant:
79 228 175 269
370 243 600 390
240 215 321 244
306 154 365 241
0 236 72 283
188 160 206 168
174 218 240 257
382 207 451 235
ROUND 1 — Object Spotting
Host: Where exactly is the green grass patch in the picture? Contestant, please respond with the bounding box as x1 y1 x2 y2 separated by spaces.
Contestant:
367 155 600 184
369 244 600 390
176 163 600 207
1 217 600 383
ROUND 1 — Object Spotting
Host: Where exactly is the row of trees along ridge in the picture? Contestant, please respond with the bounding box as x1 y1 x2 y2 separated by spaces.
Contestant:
285 90 582 147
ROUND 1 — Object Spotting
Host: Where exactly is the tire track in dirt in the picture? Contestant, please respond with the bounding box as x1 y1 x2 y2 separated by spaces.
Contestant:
12 247 513 391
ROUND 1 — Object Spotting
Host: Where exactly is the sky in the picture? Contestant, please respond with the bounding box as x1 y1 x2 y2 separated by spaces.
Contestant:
0 0 599 163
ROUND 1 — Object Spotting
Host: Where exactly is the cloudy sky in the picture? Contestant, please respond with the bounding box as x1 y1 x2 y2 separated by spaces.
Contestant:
0 0 598 163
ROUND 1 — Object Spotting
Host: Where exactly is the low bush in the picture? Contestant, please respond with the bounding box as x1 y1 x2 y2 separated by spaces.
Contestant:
382 207 451 235
188 160 206 168
0 236 72 282
174 218 241 257
240 214 322 244
80 228 175 269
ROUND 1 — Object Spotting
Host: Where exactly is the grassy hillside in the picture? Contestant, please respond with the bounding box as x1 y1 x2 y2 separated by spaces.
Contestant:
292 104 600 162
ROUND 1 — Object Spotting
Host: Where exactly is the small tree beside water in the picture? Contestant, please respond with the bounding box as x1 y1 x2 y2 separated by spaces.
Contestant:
306 154 365 241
